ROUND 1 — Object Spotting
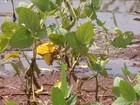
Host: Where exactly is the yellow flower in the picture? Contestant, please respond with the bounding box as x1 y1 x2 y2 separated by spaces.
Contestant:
36 42 58 65
37 42 57 55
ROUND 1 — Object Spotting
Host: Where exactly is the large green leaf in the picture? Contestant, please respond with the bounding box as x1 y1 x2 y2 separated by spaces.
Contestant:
76 22 94 45
134 84 140 97
52 87 66 105
49 34 64 46
112 97 133 105
113 77 123 87
65 32 88 54
1 22 19 37
112 31 134 48
119 80 136 102
61 63 68 97
9 28 33 49
16 7 40 34
65 32 79 49
30 0 50 12
112 86 120 97
36 26 47 39
0 34 9 52
30 0 62 12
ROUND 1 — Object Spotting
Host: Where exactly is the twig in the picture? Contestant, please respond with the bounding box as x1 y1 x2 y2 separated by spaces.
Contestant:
11 0 17 22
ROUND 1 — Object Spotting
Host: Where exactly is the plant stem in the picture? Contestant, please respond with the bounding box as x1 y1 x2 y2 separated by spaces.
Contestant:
95 74 99 101
68 53 80 84
10 0 16 22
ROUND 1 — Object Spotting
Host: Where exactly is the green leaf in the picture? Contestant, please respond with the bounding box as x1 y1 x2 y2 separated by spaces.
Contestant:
135 73 140 83
88 58 108 77
112 97 133 105
65 32 79 49
112 12 118 27
90 0 103 10
36 26 47 40
30 0 50 12
61 63 68 97
112 31 134 48
112 86 120 97
121 63 132 77
65 32 88 54
56 27 67 35
1 22 19 37
5 101 19 105
11 62 20 76
18 2 28 7
30 0 59 12
84 6 97 20
9 28 33 49
16 7 40 33
134 84 140 97
49 34 64 46
52 87 66 105
62 16 73 29
66 94 77 105
119 80 136 102
113 77 123 87
87 53 97 63
76 22 94 45
66 85 73 98
0 35 9 52
96 19 107 32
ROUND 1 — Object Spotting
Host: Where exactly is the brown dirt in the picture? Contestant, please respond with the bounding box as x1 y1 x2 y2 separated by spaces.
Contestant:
0 71 140 105
0 71 115 105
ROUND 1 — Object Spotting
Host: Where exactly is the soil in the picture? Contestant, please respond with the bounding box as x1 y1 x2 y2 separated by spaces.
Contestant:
1 34 140 105
0 71 115 105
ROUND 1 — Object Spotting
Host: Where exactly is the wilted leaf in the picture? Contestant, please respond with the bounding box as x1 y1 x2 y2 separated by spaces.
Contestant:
54 80 62 89
35 86 44 94
4 51 20 60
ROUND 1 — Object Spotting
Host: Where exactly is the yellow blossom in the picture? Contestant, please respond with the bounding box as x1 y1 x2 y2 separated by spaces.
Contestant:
36 42 57 65
36 42 57 55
